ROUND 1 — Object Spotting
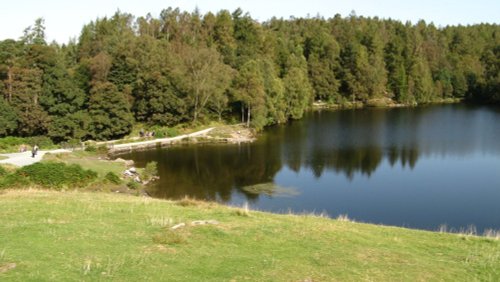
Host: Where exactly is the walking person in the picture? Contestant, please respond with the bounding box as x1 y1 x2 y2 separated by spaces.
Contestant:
31 144 39 158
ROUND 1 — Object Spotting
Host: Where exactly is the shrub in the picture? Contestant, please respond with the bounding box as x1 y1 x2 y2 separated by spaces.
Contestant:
0 136 27 151
84 145 96 152
142 161 158 182
127 180 141 190
61 139 82 150
105 172 122 184
0 165 7 177
15 162 98 189
0 173 30 189
27 136 55 148
84 144 108 155
154 130 166 138
165 128 178 137
96 145 109 155
151 127 178 138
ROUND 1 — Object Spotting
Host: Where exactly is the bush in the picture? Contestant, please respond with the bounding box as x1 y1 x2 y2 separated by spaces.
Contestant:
0 165 7 177
84 145 96 152
27 136 54 148
84 144 108 155
151 127 178 138
0 136 28 151
105 171 122 184
61 139 82 150
127 180 141 190
96 145 109 155
0 173 30 189
14 162 98 189
166 128 178 137
142 161 158 181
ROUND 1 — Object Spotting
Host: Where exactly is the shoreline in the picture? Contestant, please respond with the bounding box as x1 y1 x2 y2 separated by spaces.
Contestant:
312 97 463 110
108 124 257 155
107 127 215 154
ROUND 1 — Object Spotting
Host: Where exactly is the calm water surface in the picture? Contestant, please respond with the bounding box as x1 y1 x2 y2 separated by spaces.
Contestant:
119 104 500 232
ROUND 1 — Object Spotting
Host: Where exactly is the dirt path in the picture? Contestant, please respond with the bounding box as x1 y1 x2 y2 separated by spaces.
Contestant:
0 127 217 166
0 149 71 167
108 127 215 153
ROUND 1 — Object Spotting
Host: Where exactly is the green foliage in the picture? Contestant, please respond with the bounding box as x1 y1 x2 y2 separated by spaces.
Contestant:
0 165 7 176
85 144 109 155
1 162 97 189
174 45 233 122
0 136 53 152
0 172 30 188
233 60 266 128
84 144 96 152
48 111 90 142
142 161 158 181
127 180 141 190
27 136 54 148
104 171 122 184
0 136 27 151
0 98 18 137
21 18 46 45
152 127 178 138
96 145 110 155
0 10 499 142
88 82 134 140
284 67 313 119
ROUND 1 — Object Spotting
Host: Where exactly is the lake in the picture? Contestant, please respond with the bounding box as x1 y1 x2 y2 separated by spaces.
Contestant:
119 104 500 233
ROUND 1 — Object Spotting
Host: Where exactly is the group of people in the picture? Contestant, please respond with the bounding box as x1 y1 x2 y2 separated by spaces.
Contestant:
19 144 39 158
139 129 155 138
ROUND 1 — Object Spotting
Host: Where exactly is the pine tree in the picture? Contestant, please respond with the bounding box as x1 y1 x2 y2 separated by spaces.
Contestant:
0 98 18 136
88 82 134 140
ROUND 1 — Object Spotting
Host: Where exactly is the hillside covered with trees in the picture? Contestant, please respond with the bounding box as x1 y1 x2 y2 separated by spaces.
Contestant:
0 8 499 141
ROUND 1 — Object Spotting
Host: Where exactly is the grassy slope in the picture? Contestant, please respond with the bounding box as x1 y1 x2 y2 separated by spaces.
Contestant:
0 190 499 281
42 151 126 178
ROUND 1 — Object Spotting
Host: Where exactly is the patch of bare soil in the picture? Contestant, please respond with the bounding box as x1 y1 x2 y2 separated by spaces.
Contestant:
0 262 16 273
208 125 256 143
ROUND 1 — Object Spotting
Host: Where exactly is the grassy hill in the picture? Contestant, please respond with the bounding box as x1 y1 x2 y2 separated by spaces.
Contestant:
0 190 499 281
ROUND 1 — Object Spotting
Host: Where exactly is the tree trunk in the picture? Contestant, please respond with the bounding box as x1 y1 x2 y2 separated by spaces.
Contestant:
247 106 251 128
193 93 199 122
7 66 13 103
241 103 245 123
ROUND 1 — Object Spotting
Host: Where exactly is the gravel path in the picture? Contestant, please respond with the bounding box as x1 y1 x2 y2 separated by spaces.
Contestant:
109 127 215 153
0 149 71 167
0 128 214 167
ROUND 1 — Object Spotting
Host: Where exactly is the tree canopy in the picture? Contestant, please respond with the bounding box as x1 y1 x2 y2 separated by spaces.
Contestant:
0 11 498 140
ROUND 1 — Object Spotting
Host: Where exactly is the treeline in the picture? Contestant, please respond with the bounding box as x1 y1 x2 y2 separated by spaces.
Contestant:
0 8 499 141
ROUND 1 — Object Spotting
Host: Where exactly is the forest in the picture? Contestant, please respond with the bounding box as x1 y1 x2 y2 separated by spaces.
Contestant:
0 8 499 142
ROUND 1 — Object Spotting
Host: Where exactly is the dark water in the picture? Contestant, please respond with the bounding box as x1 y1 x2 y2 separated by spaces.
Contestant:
119 104 500 232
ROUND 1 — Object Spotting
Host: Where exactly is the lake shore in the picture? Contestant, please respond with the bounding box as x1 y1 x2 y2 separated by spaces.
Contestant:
312 97 463 110
104 124 256 155
0 124 257 196
0 189 498 281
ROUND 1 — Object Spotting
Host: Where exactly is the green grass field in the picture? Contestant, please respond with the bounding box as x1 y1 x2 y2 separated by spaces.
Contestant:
42 151 126 178
0 190 499 281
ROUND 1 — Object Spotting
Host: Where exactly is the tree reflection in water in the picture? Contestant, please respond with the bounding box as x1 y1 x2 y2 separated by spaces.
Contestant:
119 104 500 202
